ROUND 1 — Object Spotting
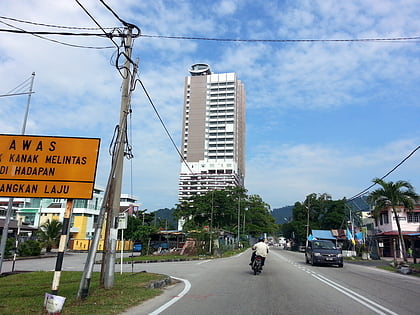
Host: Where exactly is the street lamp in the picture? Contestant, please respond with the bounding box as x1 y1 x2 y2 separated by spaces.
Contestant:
304 204 310 248
237 195 240 248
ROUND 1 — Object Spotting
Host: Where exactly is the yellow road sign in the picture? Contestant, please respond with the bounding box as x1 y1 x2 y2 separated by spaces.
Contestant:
0 135 100 199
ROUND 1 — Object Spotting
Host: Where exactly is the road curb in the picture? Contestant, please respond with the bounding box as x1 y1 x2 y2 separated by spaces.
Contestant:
147 276 174 289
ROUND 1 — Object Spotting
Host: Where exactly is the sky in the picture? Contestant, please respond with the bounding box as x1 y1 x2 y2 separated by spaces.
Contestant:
0 0 419 211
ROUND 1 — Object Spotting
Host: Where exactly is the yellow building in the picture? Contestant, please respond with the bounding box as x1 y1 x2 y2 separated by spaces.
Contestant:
8 186 140 251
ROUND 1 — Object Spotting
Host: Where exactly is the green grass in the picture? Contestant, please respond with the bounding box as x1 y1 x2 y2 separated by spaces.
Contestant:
0 271 167 314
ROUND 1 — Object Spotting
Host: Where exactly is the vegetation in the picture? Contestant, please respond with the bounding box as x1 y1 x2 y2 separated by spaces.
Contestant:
173 186 277 237
37 219 63 252
281 193 347 245
123 215 159 255
17 239 42 257
0 237 14 259
377 263 420 277
0 271 166 314
367 178 418 262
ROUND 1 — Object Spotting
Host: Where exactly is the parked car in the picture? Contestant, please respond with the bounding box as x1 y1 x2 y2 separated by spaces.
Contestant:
305 240 343 267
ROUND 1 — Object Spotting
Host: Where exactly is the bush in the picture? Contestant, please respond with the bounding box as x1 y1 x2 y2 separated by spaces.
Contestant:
0 237 15 258
17 239 42 257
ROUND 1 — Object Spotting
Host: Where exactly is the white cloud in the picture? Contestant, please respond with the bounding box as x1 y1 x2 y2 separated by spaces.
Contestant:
0 0 418 210
213 0 238 16
246 138 420 208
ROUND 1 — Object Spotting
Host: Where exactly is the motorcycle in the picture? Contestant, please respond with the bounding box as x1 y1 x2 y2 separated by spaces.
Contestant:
252 255 263 275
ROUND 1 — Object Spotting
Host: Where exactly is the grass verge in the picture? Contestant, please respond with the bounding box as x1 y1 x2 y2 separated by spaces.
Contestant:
0 271 167 314
377 263 420 277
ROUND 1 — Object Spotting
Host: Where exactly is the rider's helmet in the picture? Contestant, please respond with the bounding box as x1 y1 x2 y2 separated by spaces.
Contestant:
258 237 265 242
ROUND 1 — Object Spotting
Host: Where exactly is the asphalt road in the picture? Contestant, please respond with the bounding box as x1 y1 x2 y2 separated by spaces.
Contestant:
2 248 419 315
123 248 419 315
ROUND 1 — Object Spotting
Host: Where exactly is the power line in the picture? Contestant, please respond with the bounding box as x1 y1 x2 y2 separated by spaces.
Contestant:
348 145 420 201
75 0 139 77
0 27 109 36
99 0 140 36
0 15 117 30
140 34 420 43
75 0 120 47
2 15 416 44
0 20 114 49
137 77 194 174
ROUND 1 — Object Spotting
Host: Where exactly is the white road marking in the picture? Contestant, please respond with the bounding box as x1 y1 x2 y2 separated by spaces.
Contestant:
271 251 398 315
312 273 398 315
148 276 191 315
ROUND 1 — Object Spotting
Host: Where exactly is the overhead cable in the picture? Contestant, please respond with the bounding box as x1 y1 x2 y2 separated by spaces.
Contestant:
75 0 139 76
75 0 120 48
137 77 194 174
141 34 420 43
0 15 117 30
99 0 140 37
348 145 420 201
0 20 114 49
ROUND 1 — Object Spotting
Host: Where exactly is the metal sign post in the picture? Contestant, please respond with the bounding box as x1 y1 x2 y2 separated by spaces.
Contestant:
118 213 128 274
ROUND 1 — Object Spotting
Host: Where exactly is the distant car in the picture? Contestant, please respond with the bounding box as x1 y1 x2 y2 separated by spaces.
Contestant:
305 240 343 267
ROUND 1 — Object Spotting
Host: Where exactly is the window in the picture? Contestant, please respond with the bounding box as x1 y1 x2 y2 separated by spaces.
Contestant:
74 199 88 208
407 212 420 223
379 212 389 225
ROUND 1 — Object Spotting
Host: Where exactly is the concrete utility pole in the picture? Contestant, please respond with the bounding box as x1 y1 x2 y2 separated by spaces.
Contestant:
77 27 136 298
0 72 35 274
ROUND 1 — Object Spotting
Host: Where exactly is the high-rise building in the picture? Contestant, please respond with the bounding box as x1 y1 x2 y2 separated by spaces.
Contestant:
178 63 246 202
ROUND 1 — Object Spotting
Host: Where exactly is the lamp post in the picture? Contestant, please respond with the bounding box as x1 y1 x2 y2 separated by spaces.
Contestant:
209 190 214 254
304 204 310 248
237 195 240 248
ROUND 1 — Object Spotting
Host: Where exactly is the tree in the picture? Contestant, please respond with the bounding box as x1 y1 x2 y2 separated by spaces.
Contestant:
37 219 62 252
367 178 418 262
290 193 346 245
244 194 277 236
174 187 277 237
174 188 240 231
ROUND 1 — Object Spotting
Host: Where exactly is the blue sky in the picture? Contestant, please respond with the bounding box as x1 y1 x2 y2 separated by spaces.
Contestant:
0 0 419 210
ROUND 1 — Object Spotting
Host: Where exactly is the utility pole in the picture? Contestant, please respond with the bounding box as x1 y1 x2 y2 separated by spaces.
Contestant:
78 26 136 298
0 72 35 274
237 194 240 248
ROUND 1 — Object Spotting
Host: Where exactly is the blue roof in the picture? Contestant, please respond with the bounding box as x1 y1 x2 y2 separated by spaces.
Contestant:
311 230 336 240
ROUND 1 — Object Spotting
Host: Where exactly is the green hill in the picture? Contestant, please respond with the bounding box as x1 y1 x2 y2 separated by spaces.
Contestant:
271 206 293 224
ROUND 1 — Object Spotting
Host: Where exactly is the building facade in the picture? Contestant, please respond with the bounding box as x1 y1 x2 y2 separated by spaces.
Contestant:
0 189 140 243
372 205 420 258
178 63 246 202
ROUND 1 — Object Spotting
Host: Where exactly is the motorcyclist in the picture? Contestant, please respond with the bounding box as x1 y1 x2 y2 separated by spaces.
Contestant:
250 237 269 269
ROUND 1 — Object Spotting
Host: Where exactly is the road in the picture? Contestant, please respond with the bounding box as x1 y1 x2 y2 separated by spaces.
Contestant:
3 248 419 314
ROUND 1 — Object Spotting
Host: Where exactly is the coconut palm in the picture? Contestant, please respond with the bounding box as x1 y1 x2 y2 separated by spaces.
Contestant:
37 219 63 253
367 178 418 262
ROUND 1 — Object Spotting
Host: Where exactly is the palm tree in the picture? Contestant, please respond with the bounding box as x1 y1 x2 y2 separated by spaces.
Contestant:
367 178 418 262
37 219 63 253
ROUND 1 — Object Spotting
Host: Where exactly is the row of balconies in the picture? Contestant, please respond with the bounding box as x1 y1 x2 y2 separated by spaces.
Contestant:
208 109 235 114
